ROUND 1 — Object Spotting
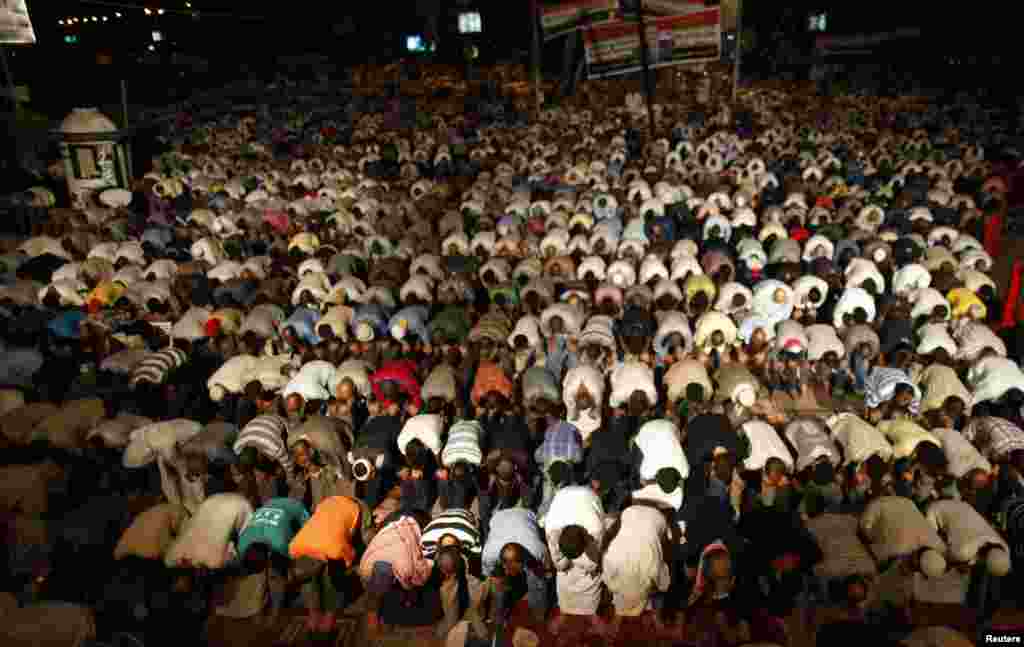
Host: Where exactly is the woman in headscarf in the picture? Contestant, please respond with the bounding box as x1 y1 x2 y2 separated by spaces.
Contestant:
684 542 754 647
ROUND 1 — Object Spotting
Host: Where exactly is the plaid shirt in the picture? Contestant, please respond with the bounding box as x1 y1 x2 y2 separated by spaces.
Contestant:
954 320 1007 362
963 416 1024 461
535 421 584 467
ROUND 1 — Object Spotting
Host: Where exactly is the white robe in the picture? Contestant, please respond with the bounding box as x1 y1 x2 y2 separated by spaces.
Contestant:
283 360 340 402
602 506 671 616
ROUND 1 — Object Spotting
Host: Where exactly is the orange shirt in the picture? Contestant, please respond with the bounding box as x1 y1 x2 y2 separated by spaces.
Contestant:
289 495 361 566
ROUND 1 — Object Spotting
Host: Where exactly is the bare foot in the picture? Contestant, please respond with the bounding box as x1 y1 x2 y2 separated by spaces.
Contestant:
642 612 665 635
547 614 565 636
592 614 618 640
366 611 381 637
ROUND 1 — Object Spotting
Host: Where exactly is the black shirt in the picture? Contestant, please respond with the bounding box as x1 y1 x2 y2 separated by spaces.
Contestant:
357 415 402 452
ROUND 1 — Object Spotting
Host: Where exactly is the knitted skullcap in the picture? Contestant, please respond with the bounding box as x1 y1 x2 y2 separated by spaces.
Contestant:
986 547 1011 577
919 549 947 578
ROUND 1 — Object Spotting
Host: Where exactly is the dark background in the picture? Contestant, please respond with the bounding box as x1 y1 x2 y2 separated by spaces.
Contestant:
3 0 1018 121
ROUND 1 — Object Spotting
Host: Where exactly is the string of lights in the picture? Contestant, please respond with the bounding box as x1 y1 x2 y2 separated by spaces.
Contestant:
55 2 267 25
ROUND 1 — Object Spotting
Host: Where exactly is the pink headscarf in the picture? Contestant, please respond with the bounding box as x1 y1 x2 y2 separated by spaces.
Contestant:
691 540 730 603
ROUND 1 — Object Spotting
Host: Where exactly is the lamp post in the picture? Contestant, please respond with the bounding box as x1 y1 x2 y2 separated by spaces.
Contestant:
530 0 542 116
732 0 742 101
621 0 655 138
0 46 13 116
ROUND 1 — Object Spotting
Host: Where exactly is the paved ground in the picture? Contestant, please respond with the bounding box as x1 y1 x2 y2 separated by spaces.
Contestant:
203 594 1024 647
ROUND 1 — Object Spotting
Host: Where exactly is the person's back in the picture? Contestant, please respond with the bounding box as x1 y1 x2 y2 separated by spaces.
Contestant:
165 492 254 569
602 505 670 616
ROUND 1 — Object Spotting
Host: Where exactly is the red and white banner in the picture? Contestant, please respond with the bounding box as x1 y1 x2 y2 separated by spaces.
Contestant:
584 7 720 78
541 0 619 40
639 0 712 16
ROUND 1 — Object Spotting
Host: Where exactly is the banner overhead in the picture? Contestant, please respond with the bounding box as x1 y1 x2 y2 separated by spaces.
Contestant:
636 0 713 17
0 0 36 44
584 7 720 78
541 0 618 40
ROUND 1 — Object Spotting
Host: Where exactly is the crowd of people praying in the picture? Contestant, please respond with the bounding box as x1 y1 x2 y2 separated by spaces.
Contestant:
1 79 1023 647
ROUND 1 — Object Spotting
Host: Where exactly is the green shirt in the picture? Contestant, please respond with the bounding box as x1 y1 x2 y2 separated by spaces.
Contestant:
237 497 310 558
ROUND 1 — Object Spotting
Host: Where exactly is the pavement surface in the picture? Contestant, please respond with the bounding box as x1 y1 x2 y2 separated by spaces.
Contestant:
202 591 1024 647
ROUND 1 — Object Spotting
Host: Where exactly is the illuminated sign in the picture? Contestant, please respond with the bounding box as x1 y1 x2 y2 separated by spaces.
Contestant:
458 11 482 34
406 34 426 52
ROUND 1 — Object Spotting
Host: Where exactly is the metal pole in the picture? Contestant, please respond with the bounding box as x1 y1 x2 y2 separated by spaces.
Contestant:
121 78 133 179
732 0 743 101
560 30 578 97
530 0 543 117
121 79 129 128
573 54 586 89
1 46 17 166
0 46 15 114
636 0 655 138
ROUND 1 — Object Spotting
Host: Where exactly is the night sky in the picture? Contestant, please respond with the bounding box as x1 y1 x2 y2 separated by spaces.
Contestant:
21 0 1010 58
7 1 1012 125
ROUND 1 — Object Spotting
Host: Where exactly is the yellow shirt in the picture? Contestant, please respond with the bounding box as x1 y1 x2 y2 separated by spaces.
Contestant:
877 419 938 460
684 273 717 302
947 288 986 320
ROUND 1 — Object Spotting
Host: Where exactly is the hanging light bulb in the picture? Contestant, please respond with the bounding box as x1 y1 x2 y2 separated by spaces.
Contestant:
158 9 166 15
144 8 152 15
116 12 122 17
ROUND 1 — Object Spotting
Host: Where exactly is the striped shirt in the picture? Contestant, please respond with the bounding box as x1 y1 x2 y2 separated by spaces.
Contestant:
420 508 481 559
962 416 1024 462
234 414 293 472
130 348 188 388
441 420 483 467
864 367 920 414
